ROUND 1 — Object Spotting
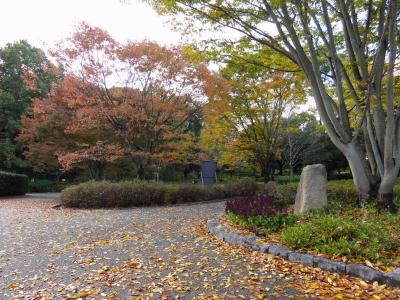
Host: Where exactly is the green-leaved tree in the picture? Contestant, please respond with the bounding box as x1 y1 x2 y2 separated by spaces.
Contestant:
149 0 400 211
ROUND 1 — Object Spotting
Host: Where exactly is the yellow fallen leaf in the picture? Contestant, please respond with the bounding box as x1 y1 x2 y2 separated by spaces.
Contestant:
7 282 19 289
257 293 265 299
384 266 393 272
99 239 111 245
75 290 91 298
308 283 319 290
365 260 374 268
372 296 381 300
359 280 369 287
335 293 343 299
127 262 140 268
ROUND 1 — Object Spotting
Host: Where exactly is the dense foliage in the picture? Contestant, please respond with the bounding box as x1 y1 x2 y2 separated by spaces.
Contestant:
225 195 285 217
275 175 300 185
0 41 57 171
0 171 29 196
281 213 399 263
201 60 305 182
150 0 400 211
18 24 226 181
61 178 258 208
225 195 297 233
226 211 297 234
28 179 71 193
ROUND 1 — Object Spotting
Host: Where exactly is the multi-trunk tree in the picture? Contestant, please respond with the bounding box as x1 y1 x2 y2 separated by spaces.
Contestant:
19 23 226 178
150 0 400 211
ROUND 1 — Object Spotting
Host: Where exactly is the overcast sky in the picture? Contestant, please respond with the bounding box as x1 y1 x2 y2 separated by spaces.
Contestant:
0 0 180 49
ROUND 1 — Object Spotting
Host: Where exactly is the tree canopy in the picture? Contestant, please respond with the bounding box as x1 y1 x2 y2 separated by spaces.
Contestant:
18 24 227 179
0 40 57 170
149 0 400 210
201 55 306 181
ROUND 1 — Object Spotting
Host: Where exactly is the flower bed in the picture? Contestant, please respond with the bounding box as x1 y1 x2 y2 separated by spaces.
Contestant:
225 182 400 268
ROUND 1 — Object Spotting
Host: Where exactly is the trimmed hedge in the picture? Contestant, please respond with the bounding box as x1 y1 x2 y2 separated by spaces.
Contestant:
275 175 300 184
61 178 259 208
273 179 400 208
0 171 29 196
29 179 71 193
274 180 359 207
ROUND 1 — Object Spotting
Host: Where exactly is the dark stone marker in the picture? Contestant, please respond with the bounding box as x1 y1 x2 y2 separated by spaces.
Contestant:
201 160 217 185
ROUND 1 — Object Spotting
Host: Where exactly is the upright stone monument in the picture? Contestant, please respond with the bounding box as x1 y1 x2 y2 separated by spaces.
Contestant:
294 164 327 214
201 160 217 185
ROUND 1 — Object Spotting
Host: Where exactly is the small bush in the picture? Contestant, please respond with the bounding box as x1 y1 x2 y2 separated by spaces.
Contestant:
227 211 297 233
225 195 284 217
214 178 259 199
275 175 300 184
272 180 360 207
61 178 259 208
0 171 29 196
225 195 297 233
281 215 396 261
29 179 72 193
326 180 359 207
275 182 298 203
29 179 53 192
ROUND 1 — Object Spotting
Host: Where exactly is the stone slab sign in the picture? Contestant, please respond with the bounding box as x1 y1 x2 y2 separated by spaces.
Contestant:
294 164 327 214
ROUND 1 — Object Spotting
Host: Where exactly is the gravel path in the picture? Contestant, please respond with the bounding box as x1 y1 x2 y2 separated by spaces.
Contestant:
0 195 305 299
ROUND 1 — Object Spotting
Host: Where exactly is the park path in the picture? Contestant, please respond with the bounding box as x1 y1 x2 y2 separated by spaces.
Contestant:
3 196 398 299
0 194 306 299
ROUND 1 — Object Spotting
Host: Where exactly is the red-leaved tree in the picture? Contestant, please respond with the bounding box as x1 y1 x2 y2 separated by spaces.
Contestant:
18 23 227 179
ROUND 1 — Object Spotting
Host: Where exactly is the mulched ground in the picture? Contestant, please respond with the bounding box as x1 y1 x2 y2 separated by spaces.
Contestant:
0 195 398 299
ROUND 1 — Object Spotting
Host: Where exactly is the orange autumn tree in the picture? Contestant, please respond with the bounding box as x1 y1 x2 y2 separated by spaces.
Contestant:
19 23 227 179
18 75 124 179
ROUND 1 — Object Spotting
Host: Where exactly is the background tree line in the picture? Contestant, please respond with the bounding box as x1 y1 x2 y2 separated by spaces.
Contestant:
1 23 349 186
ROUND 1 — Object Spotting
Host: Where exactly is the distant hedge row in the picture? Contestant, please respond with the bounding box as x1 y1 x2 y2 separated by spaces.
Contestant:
61 178 259 208
0 171 29 196
274 180 359 207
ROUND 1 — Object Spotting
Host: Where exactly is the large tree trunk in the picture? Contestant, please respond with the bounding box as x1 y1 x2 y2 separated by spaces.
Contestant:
378 173 398 212
88 162 106 181
342 142 397 211
138 164 145 180
261 161 274 183
342 142 374 204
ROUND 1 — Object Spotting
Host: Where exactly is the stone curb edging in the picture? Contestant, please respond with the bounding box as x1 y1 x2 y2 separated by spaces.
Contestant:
206 219 400 288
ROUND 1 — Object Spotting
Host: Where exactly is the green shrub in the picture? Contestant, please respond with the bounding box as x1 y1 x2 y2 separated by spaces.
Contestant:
326 180 358 207
29 179 72 192
0 171 29 196
29 179 53 192
275 182 298 203
61 178 259 208
281 215 396 261
214 178 259 199
275 175 300 184
227 211 298 233
273 180 360 207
